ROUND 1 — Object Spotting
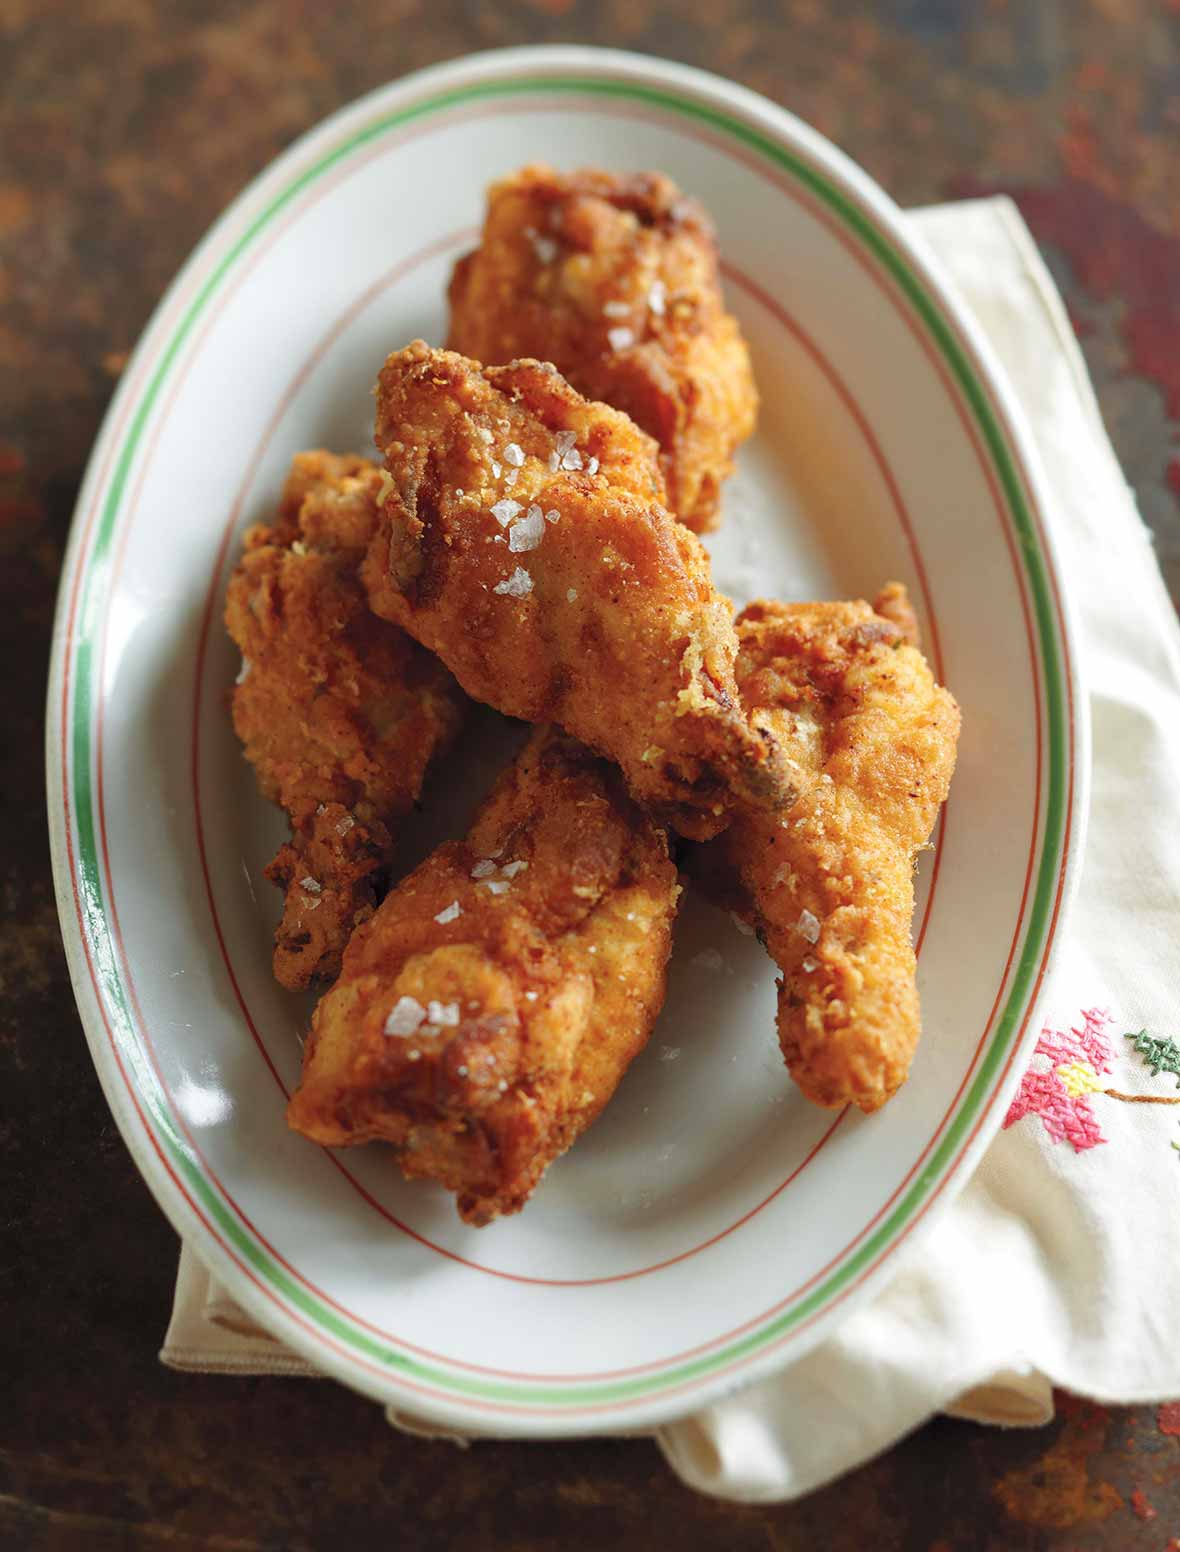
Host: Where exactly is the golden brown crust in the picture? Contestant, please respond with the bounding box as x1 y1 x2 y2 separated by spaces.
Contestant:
710 585 959 1113
224 451 466 990
360 343 794 840
447 164 757 532
287 727 680 1225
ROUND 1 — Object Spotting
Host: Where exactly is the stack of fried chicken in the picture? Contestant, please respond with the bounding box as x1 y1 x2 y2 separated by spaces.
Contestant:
225 166 960 1226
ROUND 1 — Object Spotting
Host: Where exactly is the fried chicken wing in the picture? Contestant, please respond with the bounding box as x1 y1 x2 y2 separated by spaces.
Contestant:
287 726 680 1224
709 586 959 1113
225 451 466 990
447 165 757 533
358 342 794 840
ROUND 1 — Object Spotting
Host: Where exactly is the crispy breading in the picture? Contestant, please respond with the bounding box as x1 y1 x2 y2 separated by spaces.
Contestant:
225 452 466 990
287 727 680 1225
360 342 794 840
447 165 757 532
710 586 959 1113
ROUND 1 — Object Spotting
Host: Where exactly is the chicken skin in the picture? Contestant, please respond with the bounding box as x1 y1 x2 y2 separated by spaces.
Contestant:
225 452 466 990
287 727 680 1225
448 165 757 532
360 342 794 840
711 587 959 1113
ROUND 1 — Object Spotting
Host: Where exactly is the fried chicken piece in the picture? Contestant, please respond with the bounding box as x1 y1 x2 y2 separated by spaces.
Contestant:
359 342 794 841
225 451 466 990
447 165 757 533
287 727 680 1225
710 586 959 1113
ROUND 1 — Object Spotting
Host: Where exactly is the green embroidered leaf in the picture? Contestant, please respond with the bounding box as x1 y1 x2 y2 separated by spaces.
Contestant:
1124 1029 1180 1087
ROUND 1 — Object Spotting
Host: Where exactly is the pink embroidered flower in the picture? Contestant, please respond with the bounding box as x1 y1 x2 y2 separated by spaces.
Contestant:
1003 1008 1115 1152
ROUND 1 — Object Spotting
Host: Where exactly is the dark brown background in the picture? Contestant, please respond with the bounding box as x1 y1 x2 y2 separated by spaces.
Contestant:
3 2 1179 1548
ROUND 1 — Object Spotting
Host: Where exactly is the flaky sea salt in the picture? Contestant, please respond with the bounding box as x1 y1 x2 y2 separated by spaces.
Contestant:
503 442 524 467
561 447 583 471
586 456 599 476
471 859 497 879
426 1000 461 1027
504 467 519 488
490 499 522 527
335 814 355 836
554 430 577 456
477 427 494 445
607 326 635 352
434 900 461 924
544 508 560 524
300 877 322 894
491 460 502 478
481 879 511 895
235 658 251 685
384 996 425 1037
603 300 630 317
566 587 578 602
648 279 667 316
801 955 818 973
494 567 533 597
508 507 545 552
500 860 528 878
796 909 821 944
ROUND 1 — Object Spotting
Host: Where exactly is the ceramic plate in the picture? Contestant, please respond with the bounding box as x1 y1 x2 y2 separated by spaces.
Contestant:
47 46 1087 1436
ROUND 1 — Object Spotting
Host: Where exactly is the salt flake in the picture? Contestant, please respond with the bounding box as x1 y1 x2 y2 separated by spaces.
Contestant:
494 567 533 597
508 508 545 552
796 909 821 944
426 1000 461 1027
503 442 525 467
434 900 462 924
607 326 635 352
384 996 425 1037
490 499 522 527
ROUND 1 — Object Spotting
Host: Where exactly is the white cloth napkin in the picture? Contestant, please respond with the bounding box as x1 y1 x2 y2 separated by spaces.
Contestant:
162 197 1180 1501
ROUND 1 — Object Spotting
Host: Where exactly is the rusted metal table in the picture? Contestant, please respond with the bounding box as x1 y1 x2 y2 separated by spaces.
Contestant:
3 3 1178 1547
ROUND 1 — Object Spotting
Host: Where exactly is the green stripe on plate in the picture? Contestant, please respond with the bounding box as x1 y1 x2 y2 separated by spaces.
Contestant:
67 71 1069 1409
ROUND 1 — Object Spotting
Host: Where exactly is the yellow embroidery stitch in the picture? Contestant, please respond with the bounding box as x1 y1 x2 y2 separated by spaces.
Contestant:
1057 1061 1103 1099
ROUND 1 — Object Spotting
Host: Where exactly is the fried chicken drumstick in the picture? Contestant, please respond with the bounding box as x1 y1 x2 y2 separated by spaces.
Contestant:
225 452 466 990
359 342 794 840
708 585 959 1113
287 726 680 1225
448 165 757 532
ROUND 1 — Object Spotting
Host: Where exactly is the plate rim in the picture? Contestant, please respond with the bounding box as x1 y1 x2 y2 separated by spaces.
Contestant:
46 43 1090 1436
